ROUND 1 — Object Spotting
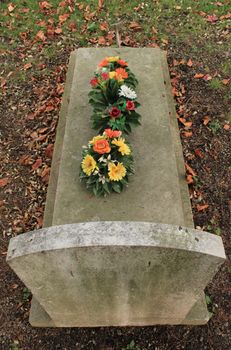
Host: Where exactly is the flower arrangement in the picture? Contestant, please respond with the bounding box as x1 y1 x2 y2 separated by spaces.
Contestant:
80 129 134 196
80 56 140 196
88 56 141 134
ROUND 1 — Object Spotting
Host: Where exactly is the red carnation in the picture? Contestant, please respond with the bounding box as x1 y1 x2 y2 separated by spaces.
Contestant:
101 72 109 81
126 100 135 110
90 77 99 87
109 106 121 118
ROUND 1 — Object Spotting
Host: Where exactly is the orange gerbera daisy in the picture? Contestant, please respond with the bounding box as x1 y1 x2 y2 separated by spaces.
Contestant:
118 59 128 67
98 59 109 67
115 68 128 79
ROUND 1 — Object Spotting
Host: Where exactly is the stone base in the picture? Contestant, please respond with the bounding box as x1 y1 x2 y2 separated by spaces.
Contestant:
29 294 209 327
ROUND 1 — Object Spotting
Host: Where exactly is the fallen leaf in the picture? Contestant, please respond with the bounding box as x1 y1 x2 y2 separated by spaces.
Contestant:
186 175 194 184
39 1 52 10
194 73 204 79
197 204 209 211
32 158 42 171
45 144 54 159
36 216 43 227
59 13 69 23
1 78 7 88
98 36 106 45
207 14 218 23
129 21 142 31
185 162 197 177
222 79 230 85
195 148 204 158
8 3 16 12
203 116 210 125
23 62 32 70
182 131 193 137
59 1 66 6
187 59 193 67
19 155 32 165
0 178 9 187
220 13 231 20
36 30 46 41
179 118 192 128
98 0 104 9
203 74 212 81
100 22 108 31
54 27 63 34
224 124 230 130
67 22 77 32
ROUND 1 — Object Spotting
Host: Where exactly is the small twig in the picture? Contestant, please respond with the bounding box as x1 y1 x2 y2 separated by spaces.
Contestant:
112 21 124 48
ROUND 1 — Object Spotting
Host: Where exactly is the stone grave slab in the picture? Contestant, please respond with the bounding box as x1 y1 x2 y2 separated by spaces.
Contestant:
6 48 226 327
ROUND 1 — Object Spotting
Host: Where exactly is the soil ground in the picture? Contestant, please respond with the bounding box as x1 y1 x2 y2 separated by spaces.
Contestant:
0 1 231 349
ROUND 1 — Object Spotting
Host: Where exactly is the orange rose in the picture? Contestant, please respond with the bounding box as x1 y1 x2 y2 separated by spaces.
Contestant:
115 68 128 79
93 139 111 154
104 128 122 138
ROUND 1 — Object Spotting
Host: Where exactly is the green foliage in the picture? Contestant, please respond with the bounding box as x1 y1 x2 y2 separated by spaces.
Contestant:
122 340 141 350
22 287 31 301
208 120 222 134
9 341 20 350
208 78 223 91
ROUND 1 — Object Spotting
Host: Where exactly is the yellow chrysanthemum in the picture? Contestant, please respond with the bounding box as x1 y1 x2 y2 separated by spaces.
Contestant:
89 135 105 145
109 71 116 79
112 138 131 155
108 162 126 181
106 56 119 62
82 155 97 176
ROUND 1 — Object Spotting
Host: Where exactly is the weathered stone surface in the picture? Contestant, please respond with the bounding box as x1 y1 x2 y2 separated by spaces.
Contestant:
6 48 226 327
7 222 225 327
47 48 193 228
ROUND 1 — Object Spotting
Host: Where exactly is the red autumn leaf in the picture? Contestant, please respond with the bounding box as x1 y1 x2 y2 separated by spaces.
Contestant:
196 204 209 212
40 166 50 182
45 144 54 159
182 131 193 137
59 1 66 6
179 118 192 128
23 62 32 70
100 22 108 31
203 116 210 125
45 104 55 112
39 1 52 10
224 124 230 130
222 79 230 85
187 59 193 67
36 30 46 41
207 14 218 23
195 148 204 158
32 158 42 171
194 73 204 79
185 162 197 177
0 178 9 187
59 13 69 23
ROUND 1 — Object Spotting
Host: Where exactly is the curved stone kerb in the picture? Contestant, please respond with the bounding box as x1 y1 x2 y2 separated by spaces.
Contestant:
7 221 226 262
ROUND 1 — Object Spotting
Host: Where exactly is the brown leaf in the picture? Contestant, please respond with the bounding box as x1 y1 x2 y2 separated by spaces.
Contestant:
59 13 69 23
19 155 32 165
23 62 32 70
222 78 230 85
203 116 210 125
220 13 231 20
185 163 197 177
182 131 192 137
186 175 194 184
0 178 9 187
224 124 230 130
45 144 54 159
129 21 142 31
194 73 204 79
196 204 209 212
1 78 7 88
54 27 63 34
195 148 204 159
203 74 212 81
59 1 66 6
98 0 104 9
36 30 46 41
8 3 16 12
39 1 52 10
32 158 42 171
100 22 108 31
36 216 43 227
179 118 192 128
187 59 193 67
68 22 77 32
98 36 106 45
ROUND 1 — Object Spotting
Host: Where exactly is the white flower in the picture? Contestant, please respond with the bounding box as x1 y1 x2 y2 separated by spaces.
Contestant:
118 85 137 99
